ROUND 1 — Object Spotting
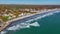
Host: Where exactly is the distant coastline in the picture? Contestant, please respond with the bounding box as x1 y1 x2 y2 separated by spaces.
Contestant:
0 5 60 9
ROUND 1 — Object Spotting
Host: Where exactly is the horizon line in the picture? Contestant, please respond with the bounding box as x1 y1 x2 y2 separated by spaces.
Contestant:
0 4 60 5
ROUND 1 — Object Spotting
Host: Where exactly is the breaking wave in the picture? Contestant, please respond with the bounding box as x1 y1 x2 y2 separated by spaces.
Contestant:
0 10 60 34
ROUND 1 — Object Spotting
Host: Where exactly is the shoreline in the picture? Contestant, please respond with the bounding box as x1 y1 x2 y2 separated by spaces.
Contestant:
0 8 59 32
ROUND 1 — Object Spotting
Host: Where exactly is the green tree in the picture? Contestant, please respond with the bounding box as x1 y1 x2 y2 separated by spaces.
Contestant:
2 16 9 21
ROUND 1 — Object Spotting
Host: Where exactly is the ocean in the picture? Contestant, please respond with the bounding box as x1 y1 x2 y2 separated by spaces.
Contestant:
0 10 60 34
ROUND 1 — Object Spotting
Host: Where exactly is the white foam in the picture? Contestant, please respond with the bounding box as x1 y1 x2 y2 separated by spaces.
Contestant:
30 22 40 27
0 10 60 34
0 31 7 34
7 10 60 31
25 10 60 23
7 23 30 31
7 25 20 31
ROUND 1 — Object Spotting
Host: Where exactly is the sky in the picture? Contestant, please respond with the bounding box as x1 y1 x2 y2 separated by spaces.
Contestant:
0 0 60 5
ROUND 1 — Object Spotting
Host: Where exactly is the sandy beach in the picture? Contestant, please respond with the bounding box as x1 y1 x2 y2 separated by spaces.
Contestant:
0 8 59 32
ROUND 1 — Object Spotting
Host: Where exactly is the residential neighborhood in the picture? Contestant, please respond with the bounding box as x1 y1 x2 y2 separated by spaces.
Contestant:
0 5 60 32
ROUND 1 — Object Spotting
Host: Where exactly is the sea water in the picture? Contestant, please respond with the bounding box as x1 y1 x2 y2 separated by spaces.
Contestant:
1 10 60 34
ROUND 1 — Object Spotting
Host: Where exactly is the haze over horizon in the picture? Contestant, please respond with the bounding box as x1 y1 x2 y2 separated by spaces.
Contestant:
0 0 60 5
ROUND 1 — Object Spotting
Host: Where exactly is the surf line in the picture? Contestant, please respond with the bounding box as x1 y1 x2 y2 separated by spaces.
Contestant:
0 10 60 34
25 10 60 23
